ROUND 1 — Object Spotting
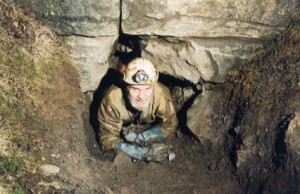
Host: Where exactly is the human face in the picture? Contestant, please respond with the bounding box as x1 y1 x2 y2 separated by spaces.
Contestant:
127 84 154 111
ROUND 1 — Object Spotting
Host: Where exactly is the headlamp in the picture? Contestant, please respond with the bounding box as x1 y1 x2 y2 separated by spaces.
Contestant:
132 70 149 84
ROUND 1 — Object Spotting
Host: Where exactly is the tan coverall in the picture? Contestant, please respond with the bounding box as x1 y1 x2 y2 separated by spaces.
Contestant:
98 82 178 150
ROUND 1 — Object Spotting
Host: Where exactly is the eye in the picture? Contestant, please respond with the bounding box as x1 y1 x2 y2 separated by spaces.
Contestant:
130 87 139 91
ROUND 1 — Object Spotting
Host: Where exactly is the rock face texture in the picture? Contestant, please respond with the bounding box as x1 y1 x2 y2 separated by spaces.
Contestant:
286 112 300 156
122 0 294 38
15 0 120 36
143 38 260 84
14 0 298 92
65 36 117 91
15 0 120 91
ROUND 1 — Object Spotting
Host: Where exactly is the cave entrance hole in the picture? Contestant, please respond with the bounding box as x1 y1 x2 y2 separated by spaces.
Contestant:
82 34 241 193
88 34 202 158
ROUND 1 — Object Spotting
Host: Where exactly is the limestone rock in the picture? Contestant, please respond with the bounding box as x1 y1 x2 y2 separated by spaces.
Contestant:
40 164 60 176
65 36 118 92
286 111 300 155
14 0 120 36
38 181 63 189
143 38 261 83
186 88 227 143
14 0 298 91
121 187 136 194
113 151 134 169
122 0 298 38
234 126 257 167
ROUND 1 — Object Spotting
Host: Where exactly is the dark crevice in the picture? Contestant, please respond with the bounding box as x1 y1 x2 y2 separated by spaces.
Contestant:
119 0 123 34
176 90 201 138
227 105 244 170
256 180 267 194
118 1 143 63
159 73 202 138
89 68 124 160
272 114 294 170
89 69 123 145
158 73 196 89
117 1 142 64
115 34 142 64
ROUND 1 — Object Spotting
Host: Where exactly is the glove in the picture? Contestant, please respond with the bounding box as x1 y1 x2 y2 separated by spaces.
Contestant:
116 142 147 161
123 126 166 147
145 143 169 162
116 142 169 162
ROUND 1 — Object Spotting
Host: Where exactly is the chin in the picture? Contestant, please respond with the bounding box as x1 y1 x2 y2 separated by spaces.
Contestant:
131 101 149 111
132 104 146 111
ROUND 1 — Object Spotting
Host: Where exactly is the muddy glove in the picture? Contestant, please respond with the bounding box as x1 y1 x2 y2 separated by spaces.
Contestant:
116 142 147 161
145 143 169 162
123 126 166 147
116 142 169 162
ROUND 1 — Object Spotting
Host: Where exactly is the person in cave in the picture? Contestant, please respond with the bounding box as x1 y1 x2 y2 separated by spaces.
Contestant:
98 57 178 162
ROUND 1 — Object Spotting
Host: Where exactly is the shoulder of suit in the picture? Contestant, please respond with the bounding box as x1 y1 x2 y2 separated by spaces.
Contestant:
103 85 123 104
154 82 172 101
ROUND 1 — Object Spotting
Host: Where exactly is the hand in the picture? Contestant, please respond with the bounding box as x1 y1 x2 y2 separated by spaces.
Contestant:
145 143 169 162
123 126 166 147
116 142 172 162
116 142 146 161
123 129 138 143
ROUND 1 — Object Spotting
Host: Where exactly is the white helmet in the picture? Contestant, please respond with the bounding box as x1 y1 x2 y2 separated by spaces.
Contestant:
123 58 158 84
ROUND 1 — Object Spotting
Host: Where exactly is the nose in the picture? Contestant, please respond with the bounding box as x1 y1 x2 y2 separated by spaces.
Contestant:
137 91 145 100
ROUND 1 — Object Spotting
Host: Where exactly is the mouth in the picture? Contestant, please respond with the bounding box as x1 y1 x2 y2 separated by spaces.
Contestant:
135 100 146 104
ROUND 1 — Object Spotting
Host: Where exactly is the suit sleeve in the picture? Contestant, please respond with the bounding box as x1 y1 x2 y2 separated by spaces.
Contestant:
98 98 122 150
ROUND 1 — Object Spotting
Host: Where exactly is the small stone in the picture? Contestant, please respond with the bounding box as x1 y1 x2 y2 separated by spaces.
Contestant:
121 186 135 194
167 152 176 161
38 181 62 189
32 168 37 174
113 151 133 168
40 164 60 176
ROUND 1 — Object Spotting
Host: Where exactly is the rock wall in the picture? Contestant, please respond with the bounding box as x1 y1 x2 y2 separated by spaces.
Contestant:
65 36 117 92
122 0 292 38
14 0 298 92
286 112 300 157
14 0 120 91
